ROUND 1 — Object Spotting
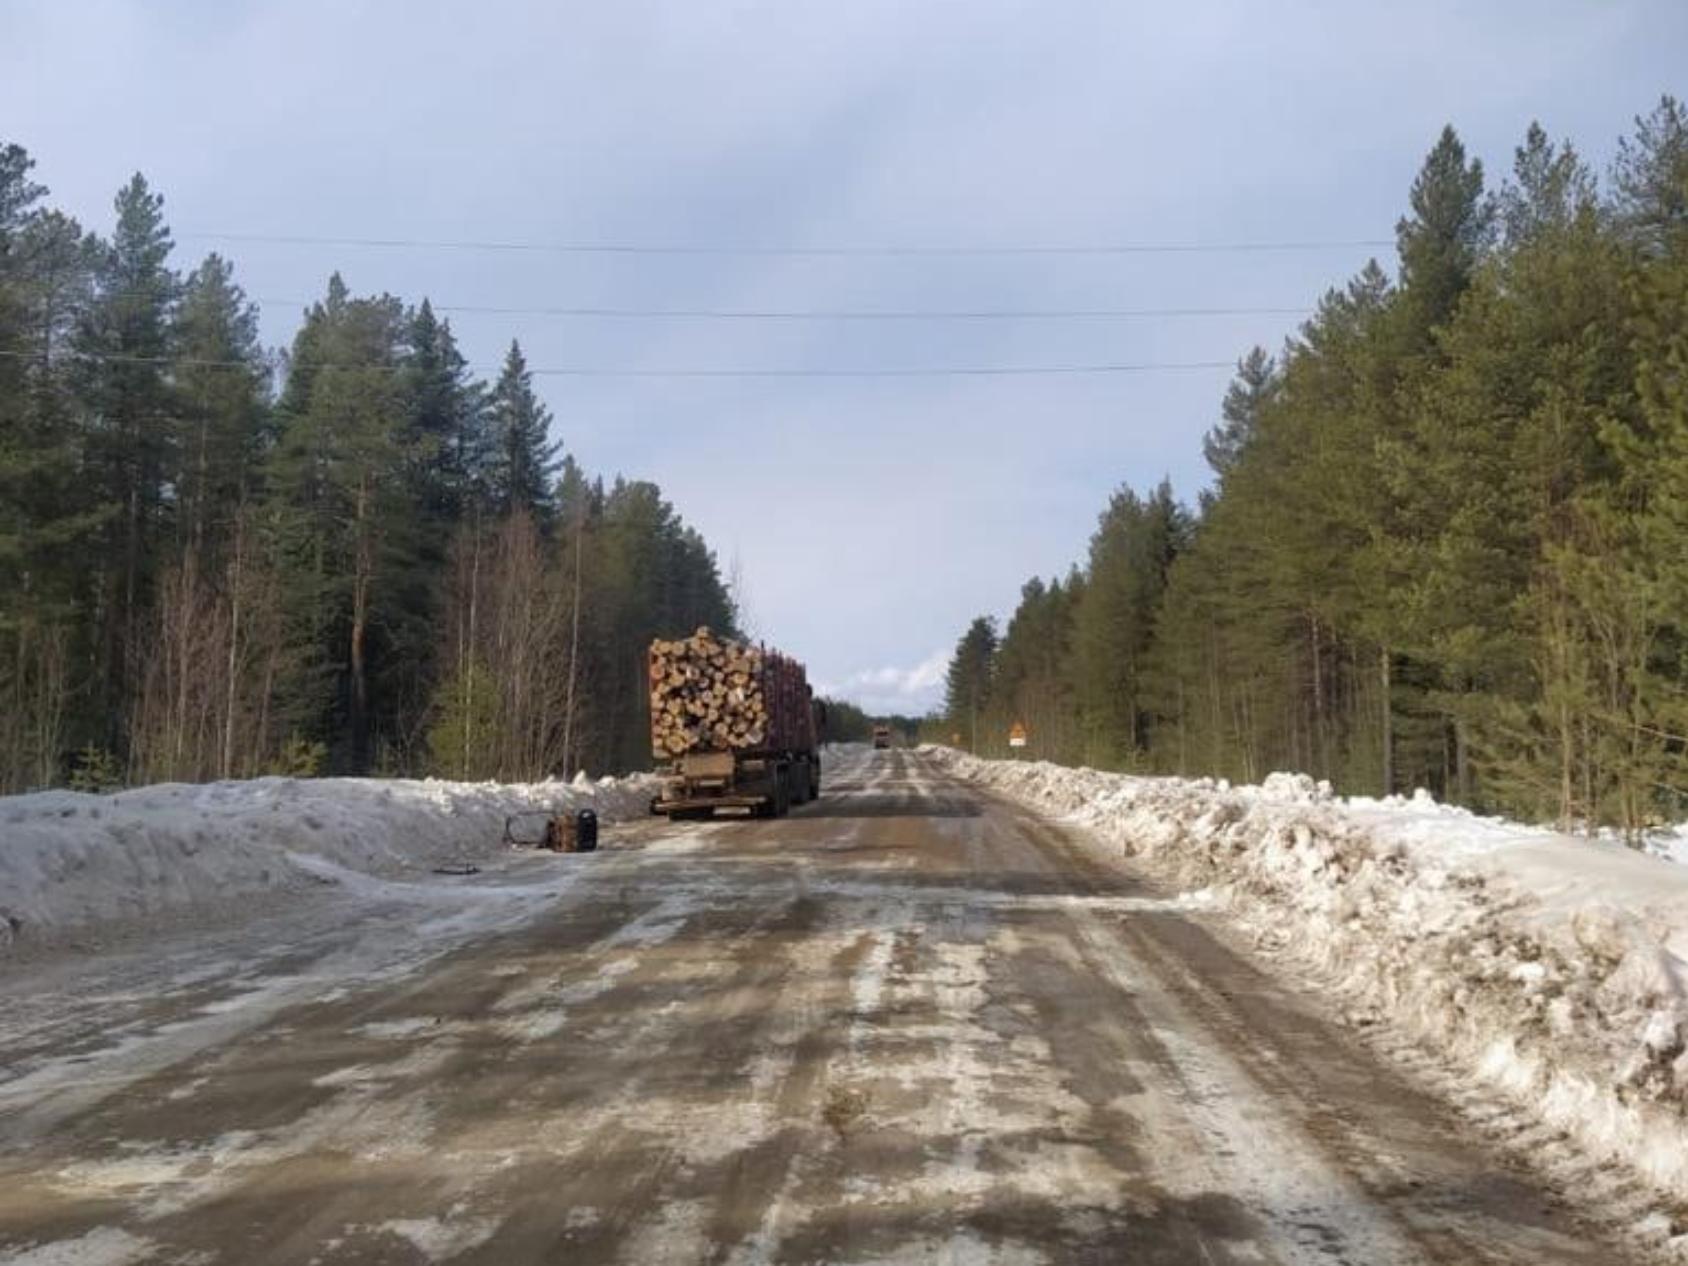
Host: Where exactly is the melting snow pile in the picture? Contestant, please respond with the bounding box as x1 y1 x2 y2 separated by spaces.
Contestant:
0 771 657 955
928 746 1688 1197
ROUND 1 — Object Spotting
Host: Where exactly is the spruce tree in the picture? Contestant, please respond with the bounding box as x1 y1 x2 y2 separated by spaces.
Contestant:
172 253 268 550
487 340 560 523
406 299 488 521
266 275 416 770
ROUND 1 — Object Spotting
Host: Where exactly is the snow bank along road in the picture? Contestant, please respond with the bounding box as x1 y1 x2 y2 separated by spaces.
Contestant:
0 748 1668 1265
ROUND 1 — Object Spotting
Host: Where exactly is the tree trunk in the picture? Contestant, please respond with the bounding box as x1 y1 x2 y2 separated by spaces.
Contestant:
1580 713 1594 837
1176 675 1188 775
1309 615 1326 779
464 515 481 778
1380 644 1394 796
1452 714 1469 806
350 477 373 771
172 553 195 776
561 507 585 779
221 516 245 780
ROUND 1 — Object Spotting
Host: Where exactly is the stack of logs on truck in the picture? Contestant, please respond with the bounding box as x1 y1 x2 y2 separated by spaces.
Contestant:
648 627 821 819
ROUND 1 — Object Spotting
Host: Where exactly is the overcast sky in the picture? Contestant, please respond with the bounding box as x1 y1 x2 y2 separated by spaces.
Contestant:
4 1 1683 713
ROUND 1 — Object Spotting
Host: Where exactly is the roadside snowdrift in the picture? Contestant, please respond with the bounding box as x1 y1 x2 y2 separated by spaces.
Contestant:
928 747 1688 1198
0 772 657 956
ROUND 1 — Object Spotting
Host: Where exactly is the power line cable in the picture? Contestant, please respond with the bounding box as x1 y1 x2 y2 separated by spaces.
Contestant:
389 301 1314 322
0 347 1234 378
67 288 1319 322
266 299 1313 321
178 230 1391 258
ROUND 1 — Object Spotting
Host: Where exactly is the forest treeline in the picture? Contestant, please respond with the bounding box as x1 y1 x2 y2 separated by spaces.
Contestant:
0 143 735 791
939 98 1688 836
818 697 922 745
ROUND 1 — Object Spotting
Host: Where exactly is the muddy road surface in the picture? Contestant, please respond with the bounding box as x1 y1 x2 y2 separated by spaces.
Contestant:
0 749 1648 1264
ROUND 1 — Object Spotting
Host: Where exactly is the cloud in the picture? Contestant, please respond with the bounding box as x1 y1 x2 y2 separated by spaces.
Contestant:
817 648 949 715
6 0 1682 712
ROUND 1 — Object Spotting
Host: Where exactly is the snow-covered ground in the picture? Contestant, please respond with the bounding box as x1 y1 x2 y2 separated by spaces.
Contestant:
1649 828 1688 867
0 770 659 956
9 744 1687 1220
927 747 1688 1203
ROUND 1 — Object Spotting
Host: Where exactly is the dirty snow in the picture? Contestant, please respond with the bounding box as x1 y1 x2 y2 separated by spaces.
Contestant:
928 747 1688 1202
372 1212 499 1262
0 770 658 955
0 1228 157 1266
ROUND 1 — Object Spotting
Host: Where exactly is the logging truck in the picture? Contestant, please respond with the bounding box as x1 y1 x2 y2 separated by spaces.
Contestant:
647 628 821 819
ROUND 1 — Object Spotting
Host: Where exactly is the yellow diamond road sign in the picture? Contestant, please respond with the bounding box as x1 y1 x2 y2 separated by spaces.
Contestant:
1008 721 1028 748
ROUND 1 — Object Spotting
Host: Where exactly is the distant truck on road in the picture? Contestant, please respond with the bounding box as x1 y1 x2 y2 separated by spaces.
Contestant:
648 628 820 819
872 724 892 750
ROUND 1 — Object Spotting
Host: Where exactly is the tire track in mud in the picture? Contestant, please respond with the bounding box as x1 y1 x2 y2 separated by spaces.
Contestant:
0 746 1656 1265
995 786 1649 1264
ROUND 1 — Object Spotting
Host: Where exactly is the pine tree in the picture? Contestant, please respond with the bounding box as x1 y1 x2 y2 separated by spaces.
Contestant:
0 144 91 789
1395 126 1493 340
75 174 178 732
0 143 45 228
487 340 560 523
1395 127 1628 811
988 575 1082 760
1577 240 1688 832
1202 346 1276 478
0 145 56 586
922 102 1688 834
1068 481 1189 767
1610 95 1688 256
1 139 765 787
1344 130 1491 792
944 617 998 750
1500 122 1597 247
116 253 275 784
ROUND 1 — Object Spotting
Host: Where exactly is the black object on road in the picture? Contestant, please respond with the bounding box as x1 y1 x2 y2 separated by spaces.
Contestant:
576 809 598 852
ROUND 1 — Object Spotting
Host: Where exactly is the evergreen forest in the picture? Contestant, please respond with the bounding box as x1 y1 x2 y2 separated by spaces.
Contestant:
940 99 1688 836
0 145 736 789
